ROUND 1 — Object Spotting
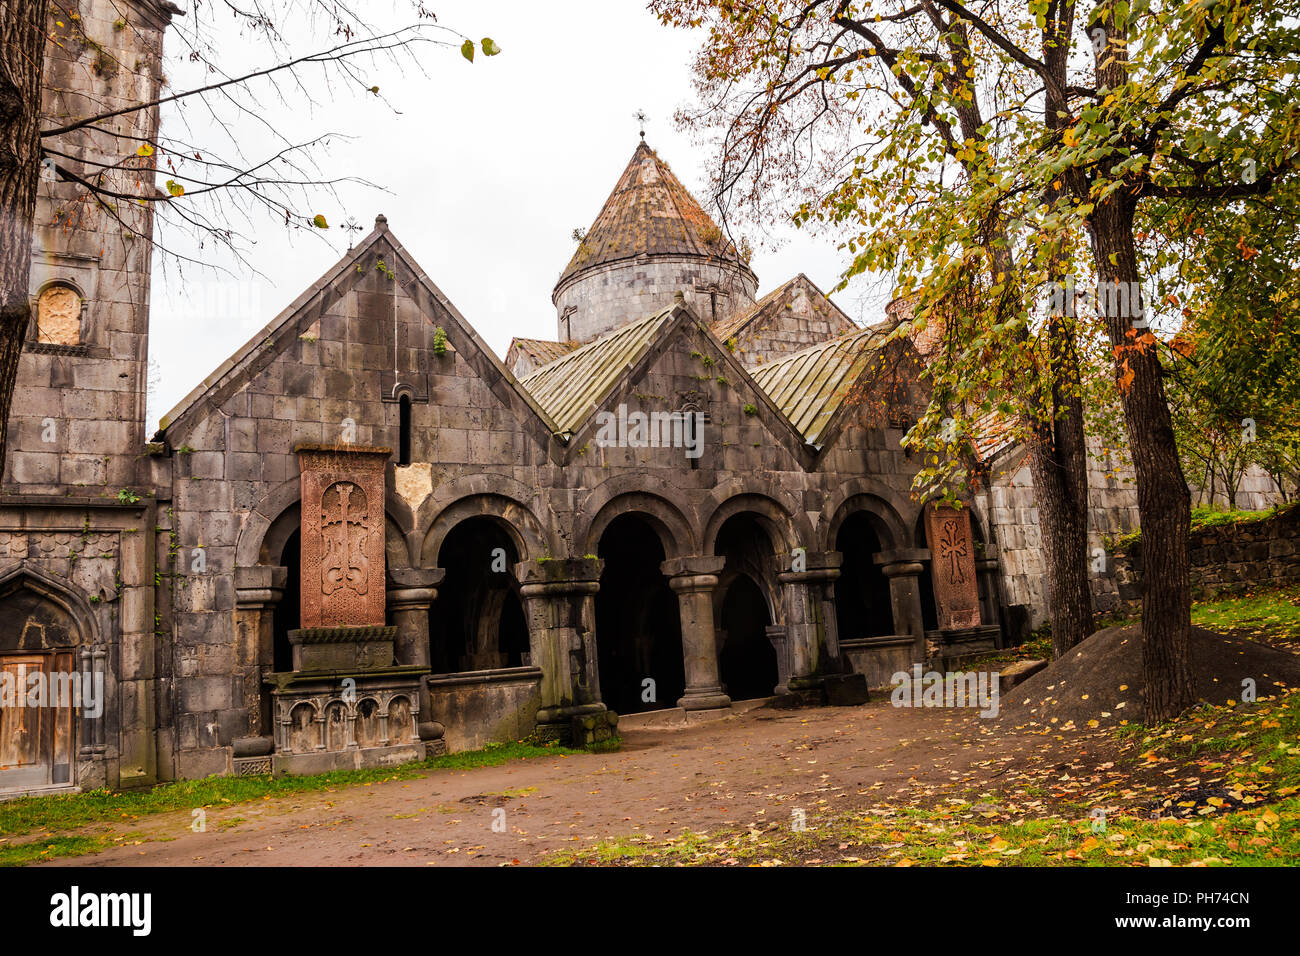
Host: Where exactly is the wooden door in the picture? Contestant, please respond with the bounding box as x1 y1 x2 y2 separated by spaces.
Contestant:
0 652 74 789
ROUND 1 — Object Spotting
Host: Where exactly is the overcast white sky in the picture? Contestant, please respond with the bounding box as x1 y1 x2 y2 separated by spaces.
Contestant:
146 1 889 428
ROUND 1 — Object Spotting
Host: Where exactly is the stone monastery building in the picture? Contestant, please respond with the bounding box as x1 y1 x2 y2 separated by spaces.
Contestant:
1 1 1119 794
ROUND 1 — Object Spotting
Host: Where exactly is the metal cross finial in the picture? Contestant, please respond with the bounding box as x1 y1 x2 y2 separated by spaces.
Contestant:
342 216 364 250
634 109 649 141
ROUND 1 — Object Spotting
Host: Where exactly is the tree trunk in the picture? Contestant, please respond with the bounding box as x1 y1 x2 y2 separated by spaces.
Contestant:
1089 197 1194 723
1030 3 1093 657
1026 320 1095 658
0 0 49 479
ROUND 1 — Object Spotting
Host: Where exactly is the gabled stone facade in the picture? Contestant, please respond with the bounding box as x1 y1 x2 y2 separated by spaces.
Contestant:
713 274 859 368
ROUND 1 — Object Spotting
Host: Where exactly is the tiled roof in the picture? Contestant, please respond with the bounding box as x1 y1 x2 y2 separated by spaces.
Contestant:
518 306 676 435
557 141 747 288
747 326 887 445
973 411 1022 464
507 337 577 367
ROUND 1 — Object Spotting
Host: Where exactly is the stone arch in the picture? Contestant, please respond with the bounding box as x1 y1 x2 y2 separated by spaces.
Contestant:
287 702 317 753
702 488 807 556
714 571 779 701
0 562 100 649
426 510 531 674
31 279 87 346
420 493 550 568
236 478 299 568
821 479 911 552
238 480 416 682
577 477 698 558
0 563 96 789
354 697 382 748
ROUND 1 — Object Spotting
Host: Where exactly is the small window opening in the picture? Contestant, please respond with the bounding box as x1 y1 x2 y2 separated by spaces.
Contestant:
399 395 412 465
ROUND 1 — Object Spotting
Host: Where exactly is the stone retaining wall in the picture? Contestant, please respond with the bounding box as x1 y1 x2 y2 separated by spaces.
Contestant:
1105 505 1300 613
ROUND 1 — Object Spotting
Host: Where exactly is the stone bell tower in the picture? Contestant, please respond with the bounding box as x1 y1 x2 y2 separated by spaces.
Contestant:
552 139 758 343
4 0 179 494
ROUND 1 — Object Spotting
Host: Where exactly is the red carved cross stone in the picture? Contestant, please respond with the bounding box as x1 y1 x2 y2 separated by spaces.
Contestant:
922 504 981 630
297 445 391 628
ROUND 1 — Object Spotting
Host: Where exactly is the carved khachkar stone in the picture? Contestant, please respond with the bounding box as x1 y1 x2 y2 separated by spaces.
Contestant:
923 504 981 629
297 444 391 628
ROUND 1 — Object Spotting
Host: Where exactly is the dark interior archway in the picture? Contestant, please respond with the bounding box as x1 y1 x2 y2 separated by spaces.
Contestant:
271 529 300 672
430 517 529 673
595 513 683 715
717 574 777 700
714 513 780 700
834 512 894 639
914 511 940 631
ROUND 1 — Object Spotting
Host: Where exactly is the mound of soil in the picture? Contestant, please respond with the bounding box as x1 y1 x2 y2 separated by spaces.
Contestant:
997 625 1300 728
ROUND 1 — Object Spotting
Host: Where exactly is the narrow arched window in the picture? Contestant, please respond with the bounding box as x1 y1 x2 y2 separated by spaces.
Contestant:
398 395 412 465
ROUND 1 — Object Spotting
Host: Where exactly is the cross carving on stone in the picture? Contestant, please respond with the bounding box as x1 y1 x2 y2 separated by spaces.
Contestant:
320 481 372 596
938 518 969 584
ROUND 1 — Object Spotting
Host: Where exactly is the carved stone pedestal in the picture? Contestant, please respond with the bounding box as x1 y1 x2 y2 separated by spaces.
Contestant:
266 664 427 775
262 444 430 774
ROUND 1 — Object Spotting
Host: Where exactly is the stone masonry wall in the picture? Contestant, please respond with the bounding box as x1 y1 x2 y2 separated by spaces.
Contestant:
1103 504 1300 614
554 255 757 343
4 0 166 496
727 275 857 369
977 437 1141 629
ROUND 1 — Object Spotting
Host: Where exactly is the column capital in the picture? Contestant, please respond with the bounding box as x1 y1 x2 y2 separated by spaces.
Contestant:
514 556 602 596
660 555 726 581
879 561 925 578
387 586 438 609
388 567 445 590
874 547 930 566
234 565 287 607
777 549 841 583
387 567 444 610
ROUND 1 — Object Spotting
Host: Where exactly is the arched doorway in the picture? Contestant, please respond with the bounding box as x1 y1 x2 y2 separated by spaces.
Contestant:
713 512 780 700
0 574 83 789
717 575 776 700
834 511 894 640
429 517 529 673
594 513 683 714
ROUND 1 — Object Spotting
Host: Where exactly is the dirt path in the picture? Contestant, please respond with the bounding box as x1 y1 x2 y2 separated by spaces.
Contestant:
41 700 1100 867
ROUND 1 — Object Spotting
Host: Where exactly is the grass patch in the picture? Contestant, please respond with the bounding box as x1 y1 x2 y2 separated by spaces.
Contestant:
0 835 108 868
0 739 597 844
1190 584 1300 643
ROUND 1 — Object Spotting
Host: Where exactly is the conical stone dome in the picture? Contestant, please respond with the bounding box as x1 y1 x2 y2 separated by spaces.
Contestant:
553 141 757 342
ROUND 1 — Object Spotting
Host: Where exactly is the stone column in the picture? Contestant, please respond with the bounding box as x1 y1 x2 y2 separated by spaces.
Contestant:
876 548 929 664
765 624 790 694
515 557 606 731
777 550 842 697
233 565 286 750
387 567 444 668
661 556 730 712
387 567 444 741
